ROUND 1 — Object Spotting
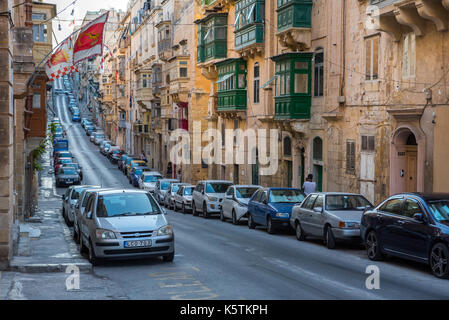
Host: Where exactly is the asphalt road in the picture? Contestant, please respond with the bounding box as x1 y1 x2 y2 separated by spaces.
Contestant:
52 78 449 300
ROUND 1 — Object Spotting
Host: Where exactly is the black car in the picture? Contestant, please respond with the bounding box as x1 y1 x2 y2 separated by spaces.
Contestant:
55 167 81 187
361 193 449 279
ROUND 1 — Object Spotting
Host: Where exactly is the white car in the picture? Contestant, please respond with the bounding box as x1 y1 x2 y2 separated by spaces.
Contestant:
154 179 180 204
163 183 189 209
138 171 163 192
90 131 104 143
174 185 195 213
220 185 262 224
192 180 233 218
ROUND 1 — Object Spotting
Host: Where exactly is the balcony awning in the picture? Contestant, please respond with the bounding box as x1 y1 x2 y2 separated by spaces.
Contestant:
261 74 278 89
215 73 233 84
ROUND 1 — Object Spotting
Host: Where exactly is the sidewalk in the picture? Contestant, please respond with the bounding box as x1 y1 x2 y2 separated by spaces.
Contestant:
0 143 127 299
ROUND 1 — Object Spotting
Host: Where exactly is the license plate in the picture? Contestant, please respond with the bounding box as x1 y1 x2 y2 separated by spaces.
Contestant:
66 180 73 184
124 240 152 248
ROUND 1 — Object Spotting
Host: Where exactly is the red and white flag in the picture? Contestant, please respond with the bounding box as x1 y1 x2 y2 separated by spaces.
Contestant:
45 37 78 81
73 11 109 64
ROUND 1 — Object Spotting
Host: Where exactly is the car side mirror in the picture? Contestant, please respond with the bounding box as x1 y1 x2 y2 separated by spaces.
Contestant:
413 213 425 223
262 199 267 205
86 211 92 219
162 208 167 215
313 207 323 213
226 194 233 199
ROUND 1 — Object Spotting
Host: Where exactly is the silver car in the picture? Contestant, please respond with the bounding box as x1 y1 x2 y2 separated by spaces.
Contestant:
154 179 179 204
138 171 163 192
62 185 99 226
163 183 190 210
78 189 174 265
192 180 234 218
220 185 261 224
174 185 195 213
290 192 374 249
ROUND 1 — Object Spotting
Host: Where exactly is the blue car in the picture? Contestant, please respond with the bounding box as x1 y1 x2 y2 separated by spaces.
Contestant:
247 188 306 234
72 112 81 122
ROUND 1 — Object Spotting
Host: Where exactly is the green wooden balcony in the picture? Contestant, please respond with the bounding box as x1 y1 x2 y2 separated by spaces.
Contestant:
234 0 265 51
215 58 247 111
217 90 247 111
196 14 228 63
277 0 312 32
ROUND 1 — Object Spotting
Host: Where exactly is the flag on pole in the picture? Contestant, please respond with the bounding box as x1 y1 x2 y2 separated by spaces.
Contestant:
73 11 109 64
45 37 78 81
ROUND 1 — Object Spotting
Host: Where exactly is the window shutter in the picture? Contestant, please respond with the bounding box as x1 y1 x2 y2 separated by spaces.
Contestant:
346 140 355 173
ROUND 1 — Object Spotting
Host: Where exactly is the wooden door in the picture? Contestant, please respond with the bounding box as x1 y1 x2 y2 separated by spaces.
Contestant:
406 148 417 192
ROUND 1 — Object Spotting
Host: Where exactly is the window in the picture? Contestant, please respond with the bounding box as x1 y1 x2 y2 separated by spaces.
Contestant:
403 33 415 78
254 63 260 103
234 0 264 30
380 198 403 215
33 93 41 109
142 74 148 88
313 195 324 209
346 140 355 174
283 136 292 157
180 67 188 78
221 121 225 146
32 13 46 20
365 36 379 81
313 137 322 161
303 194 318 209
403 199 423 218
274 54 312 97
361 136 375 152
314 49 324 96
33 24 48 42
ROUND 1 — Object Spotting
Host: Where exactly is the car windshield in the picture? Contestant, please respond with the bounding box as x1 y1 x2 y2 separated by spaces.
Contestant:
269 190 305 203
65 163 79 169
235 187 260 199
325 195 373 211
59 159 72 164
62 169 77 175
184 187 194 195
71 189 81 199
134 169 143 176
206 183 232 193
96 135 104 139
171 185 180 193
144 175 162 182
161 181 172 190
428 200 449 222
96 193 161 217
54 142 67 149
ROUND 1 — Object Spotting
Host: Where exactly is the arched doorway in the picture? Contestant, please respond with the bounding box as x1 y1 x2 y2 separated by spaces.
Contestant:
390 127 424 194
313 137 323 191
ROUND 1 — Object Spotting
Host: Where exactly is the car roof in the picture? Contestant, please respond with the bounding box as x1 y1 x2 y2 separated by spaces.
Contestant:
394 192 449 201
233 185 262 188
96 189 149 195
142 171 162 176
198 180 233 183
309 192 366 196
134 166 150 170
266 187 302 191
160 179 179 182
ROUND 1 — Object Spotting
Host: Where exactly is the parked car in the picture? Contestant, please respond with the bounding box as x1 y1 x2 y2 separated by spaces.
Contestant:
123 155 139 174
192 180 234 218
108 148 124 162
53 151 72 162
85 125 96 136
62 185 99 226
99 141 113 155
291 193 373 249
138 172 163 192
126 159 146 178
117 154 132 171
155 179 180 204
94 132 106 145
55 167 81 188
247 188 306 234
62 162 83 180
220 185 262 224
73 186 104 244
361 193 449 279
174 185 195 213
103 144 118 156
106 147 121 160
77 189 174 265
164 183 190 209
54 157 75 172
129 166 152 187
90 131 104 143
81 119 91 128
72 112 81 122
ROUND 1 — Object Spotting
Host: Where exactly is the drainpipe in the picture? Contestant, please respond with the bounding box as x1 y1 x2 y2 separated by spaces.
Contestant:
340 0 346 98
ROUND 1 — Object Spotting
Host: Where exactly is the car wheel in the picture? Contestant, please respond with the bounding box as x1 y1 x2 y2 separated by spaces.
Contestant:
267 216 275 234
203 202 209 219
295 221 306 241
248 214 256 229
232 210 238 225
365 230 384 261
173 202 178 212
430 243 449 279
79 234 86 254
220 209 225 222
325 226 336 249
182 203 186 214
88 240 100 266
192 202 198 216
163 251 175 262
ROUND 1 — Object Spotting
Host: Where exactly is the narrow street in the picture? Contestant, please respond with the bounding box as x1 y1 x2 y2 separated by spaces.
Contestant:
50 79 449 300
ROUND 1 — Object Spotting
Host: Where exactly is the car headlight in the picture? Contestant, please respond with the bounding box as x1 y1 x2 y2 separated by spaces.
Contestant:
344 222 360 229
275 212 290 218
157 225 173 236
207 195 218 202
95 229 116 239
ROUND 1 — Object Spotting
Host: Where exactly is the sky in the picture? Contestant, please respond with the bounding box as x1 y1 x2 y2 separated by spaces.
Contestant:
46 0 128 46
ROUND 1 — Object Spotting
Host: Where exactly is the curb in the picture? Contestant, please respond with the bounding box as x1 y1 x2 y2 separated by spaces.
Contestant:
8 262 92 273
